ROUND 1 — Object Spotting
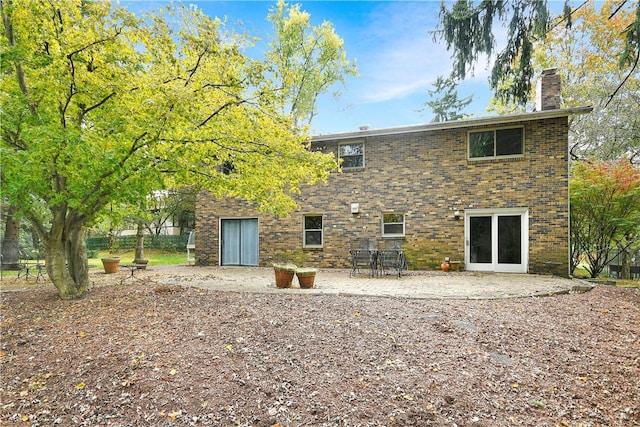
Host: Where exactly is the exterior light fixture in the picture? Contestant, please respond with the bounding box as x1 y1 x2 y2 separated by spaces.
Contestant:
454 210 461 220
351 203 360 214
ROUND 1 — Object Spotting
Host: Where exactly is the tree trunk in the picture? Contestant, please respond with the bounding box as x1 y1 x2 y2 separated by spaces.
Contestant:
1 205 21 270
44 225 90 300
620 244 631 280
134 220 145 262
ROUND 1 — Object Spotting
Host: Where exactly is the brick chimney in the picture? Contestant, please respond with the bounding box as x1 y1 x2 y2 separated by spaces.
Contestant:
535 68 561 111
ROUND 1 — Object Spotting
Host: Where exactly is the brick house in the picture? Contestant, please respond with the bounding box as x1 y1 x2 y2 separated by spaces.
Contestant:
195 69 591 276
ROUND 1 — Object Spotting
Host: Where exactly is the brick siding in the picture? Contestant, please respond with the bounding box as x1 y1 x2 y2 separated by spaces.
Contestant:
196 116 570 276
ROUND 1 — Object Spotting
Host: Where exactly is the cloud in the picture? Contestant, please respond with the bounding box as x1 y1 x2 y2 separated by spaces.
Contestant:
353 2 453 104
347 1 500 105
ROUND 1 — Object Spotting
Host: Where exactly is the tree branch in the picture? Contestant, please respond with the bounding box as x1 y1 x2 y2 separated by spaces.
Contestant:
1 0 38 117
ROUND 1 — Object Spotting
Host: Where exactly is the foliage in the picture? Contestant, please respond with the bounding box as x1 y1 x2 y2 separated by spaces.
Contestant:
143 188 196 235
536 0 639 163
0 1 337 298
488 1 640 163
570 158 640 278
267 0 358 126
86 234 189 252
437 0 639 107
424 75 473 122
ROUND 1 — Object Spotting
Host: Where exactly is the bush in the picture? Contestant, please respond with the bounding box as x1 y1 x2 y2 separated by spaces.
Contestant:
86 234 189 252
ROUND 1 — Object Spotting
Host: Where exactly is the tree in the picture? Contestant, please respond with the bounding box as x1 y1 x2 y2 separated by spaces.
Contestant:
267 0 358 126
1 204 21 269
533 0 640 164
1 1 337 299
487 1 640 161
570 159 640 278
424 74 473 122
437 0 640 106
144 188 196 236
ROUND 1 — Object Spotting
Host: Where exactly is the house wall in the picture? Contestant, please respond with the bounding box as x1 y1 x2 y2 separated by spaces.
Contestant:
196 116 569 275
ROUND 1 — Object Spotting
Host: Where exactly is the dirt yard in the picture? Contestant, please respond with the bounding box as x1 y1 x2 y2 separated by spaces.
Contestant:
1 272 638 426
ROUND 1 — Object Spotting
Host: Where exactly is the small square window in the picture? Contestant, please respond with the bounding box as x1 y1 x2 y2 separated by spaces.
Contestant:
303 215 323 247
382 212 405 237
339 142 364 169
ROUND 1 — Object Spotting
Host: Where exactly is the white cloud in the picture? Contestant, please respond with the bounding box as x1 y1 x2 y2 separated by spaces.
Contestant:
353 2 453 104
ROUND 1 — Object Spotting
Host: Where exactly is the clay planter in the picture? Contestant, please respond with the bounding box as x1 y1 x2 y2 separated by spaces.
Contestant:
441 261 450 272
296 268 318 289
273 264 296 288
101 257 121 274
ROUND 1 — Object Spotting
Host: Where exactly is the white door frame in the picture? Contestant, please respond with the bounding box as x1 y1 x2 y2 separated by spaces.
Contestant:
464 208 529 273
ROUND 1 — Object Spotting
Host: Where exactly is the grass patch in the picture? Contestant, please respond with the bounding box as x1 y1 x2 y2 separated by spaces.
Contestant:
91 249 189 268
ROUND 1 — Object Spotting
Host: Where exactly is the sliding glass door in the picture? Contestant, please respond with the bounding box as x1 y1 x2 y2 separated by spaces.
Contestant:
465 209 528 273
221 218 259 266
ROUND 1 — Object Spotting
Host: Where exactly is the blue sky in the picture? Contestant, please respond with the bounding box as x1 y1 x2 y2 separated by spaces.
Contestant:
121 1 517 135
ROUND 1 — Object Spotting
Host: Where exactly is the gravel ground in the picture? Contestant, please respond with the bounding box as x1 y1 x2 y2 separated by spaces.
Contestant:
1 268 638 426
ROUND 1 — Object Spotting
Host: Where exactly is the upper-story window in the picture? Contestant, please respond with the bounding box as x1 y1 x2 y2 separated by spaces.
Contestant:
338 142 364 169
382 212 405 237
303 214 323 248
469 127 524 159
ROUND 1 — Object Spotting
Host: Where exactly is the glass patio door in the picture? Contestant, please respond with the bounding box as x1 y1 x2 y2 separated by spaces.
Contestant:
465 209 528 273
221 218 259 266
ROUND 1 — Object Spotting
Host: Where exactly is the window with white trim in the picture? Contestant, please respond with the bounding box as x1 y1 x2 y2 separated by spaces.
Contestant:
338 142 364 169
303 215 323 248
469 127 524 159
382 212 405 237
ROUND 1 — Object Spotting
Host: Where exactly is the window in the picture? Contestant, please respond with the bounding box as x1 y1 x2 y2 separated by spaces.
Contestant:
382 212 405 237
469 127 524 159
303 215 323 247
338 142 364 169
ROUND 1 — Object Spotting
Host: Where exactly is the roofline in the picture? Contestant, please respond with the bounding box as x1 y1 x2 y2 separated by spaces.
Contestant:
311 106 593 142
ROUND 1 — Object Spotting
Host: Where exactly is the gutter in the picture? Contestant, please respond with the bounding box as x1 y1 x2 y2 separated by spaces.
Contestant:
312 106 593 142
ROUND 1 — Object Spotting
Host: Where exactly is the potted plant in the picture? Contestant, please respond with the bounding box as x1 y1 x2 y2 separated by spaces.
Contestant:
295 267 318 289
101 256 121 274
273 263 297 288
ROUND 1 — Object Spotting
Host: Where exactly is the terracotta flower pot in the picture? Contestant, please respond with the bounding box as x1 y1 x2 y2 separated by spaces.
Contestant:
296 268 318 289
441 261 450 272
101 257 121 274
273 264 296 288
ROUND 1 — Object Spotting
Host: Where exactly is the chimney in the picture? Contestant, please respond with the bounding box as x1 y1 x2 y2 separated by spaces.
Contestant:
535 68 561 111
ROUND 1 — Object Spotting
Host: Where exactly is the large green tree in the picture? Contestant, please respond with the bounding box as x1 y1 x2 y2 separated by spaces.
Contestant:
437 0 640 106
0 1 336 299
267 0 358 126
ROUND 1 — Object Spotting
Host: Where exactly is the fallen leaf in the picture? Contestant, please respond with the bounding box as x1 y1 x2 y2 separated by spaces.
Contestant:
76 382 86 390
169 369 177 375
